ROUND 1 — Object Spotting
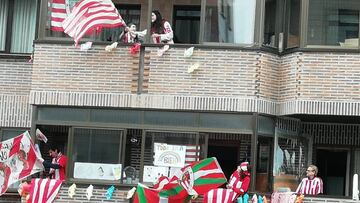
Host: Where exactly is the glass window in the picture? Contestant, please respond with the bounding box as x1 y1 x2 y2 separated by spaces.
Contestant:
0 0 8 51
263 0 277 47
173 6 201 44
72 128 123 164
1 129 26 141
101 4 142 42
308 0 360 47
273 136 308 192
142 131 200 183
0 0 37 53
45 1 141 43
286 0 300 48
204 0 256 44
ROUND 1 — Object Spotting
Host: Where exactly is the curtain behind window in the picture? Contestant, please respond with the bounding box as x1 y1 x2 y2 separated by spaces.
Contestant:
0 0 8 51
11 0 37 53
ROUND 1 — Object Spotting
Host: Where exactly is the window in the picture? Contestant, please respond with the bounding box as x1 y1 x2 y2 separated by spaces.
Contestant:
99 4 141 42
273 136 308 192
263 0 277 47
142 131 201 183
0 129 27 141
45 1 141 43
0 0 38 54
204 0 256 44
308 0 360 47
71 128 123 180
173 6 200 44
286 0 300 48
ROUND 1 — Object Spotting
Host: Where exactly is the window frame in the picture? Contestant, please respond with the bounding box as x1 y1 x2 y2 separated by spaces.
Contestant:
0 128 29 141
0 0 14 54
67 127 126 184
302 0 360 49
139 129 200 183
0 0 40 55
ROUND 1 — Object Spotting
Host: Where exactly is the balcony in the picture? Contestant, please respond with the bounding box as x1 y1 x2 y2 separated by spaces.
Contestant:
29 42 360 116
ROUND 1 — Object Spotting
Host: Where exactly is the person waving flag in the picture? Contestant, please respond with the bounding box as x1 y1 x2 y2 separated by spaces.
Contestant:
62 0 125 45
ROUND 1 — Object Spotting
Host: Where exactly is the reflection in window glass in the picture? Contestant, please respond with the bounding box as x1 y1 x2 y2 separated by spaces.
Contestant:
308 0 360 47
0 0 8 51
173 6 200 44
204 0 256 44
263 0 277 47
0 0 37 53
1 129 25 141
73 128 122 164
286 0 300 48
142 132 199 183
273 137 308 192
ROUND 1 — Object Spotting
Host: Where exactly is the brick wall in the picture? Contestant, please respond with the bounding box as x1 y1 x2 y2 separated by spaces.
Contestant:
53 185 130 203
0 58 32 127
258 52 280 101
32 44 136 93
29 43 360 116
19 185 131 203
279 53 300 102
299 52 360 100
0 58 32 95
146 47 258 97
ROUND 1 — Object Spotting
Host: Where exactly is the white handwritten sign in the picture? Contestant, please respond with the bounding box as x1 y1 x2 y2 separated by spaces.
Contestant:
153 143 186 167
142 165 169 183
73 162 122 180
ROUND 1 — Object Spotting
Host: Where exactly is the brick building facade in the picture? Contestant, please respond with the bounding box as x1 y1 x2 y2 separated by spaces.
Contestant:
1 0 360 202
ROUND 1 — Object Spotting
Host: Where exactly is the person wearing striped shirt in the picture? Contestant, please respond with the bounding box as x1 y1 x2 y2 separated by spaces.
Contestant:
296 165 323 195
203 162 251 203
42 145 67 181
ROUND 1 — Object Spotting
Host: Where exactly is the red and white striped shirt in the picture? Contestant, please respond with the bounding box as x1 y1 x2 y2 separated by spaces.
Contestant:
51 153 67 181
203 170 250 203
296 177 323 195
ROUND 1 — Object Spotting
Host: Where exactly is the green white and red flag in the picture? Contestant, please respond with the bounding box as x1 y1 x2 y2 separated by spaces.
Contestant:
133 157 226 203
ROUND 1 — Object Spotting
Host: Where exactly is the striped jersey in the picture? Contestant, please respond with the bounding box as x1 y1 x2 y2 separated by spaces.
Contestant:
296 177 323 195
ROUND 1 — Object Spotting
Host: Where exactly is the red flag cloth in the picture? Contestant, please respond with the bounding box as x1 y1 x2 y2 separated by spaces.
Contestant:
62 0 125 45
50 0 70 32
134 157 227 203
203 170 251 203
129 43 141 55
27 179 63 203
0 132 44 195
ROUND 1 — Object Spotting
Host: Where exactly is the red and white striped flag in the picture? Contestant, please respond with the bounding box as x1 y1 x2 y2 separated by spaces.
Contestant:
51 0 70 32
62 0 125 45
0 132 44 195
27 179 63 203
185 145 200 165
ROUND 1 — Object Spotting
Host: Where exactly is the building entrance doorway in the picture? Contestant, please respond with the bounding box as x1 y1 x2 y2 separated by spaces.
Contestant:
316 149 349 196
208 145 238 179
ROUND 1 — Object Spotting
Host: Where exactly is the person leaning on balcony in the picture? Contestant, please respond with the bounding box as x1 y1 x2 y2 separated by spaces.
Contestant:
296 164 323 195
119 23 139 43
42 145 67 181
150 10 174 44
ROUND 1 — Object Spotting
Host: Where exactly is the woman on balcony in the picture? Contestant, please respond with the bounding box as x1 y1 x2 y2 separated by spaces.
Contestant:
151 10 174 56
